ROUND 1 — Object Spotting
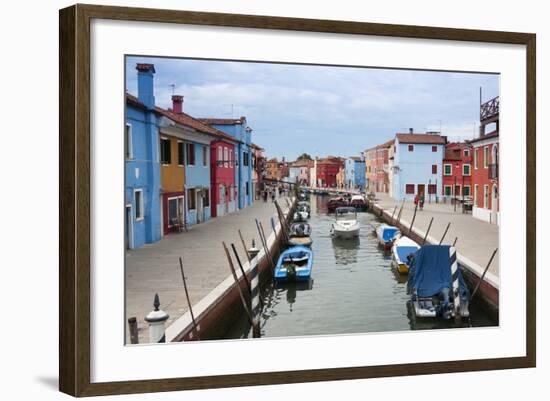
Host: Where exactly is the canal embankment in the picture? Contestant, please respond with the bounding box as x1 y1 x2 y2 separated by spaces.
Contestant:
368 192 499 317
125 193 295 344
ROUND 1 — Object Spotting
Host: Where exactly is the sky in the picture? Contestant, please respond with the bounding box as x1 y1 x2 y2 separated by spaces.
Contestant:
126 56 499 161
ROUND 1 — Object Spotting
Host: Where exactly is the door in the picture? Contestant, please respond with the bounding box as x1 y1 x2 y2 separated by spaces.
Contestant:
125 205 133 249
417 184 425 197
197 190 203 223
491 184 498 224
225 186 229 214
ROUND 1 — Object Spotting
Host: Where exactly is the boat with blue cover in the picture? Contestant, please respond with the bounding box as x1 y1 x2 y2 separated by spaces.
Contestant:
274 246 313 282
376 224 400 249
391 236 420 274
407 245 470 319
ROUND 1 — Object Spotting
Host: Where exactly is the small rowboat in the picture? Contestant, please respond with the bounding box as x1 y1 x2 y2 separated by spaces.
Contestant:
330 207 360 239
350 195 367 211
288 222 313 247
274 246 313 282
327 196 348 212
376 224 400 250
391 235 420 274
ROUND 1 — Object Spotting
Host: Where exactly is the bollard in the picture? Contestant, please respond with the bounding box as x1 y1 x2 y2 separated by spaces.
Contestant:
250 255 262 338
248 239 260 260
449 247 461 323
145 293 169 343
128 317 139 344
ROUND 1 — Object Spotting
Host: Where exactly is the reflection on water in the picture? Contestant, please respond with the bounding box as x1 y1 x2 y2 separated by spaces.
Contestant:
226 194 497 339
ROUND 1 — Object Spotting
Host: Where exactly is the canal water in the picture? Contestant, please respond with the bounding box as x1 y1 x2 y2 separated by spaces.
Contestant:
227 194 497 339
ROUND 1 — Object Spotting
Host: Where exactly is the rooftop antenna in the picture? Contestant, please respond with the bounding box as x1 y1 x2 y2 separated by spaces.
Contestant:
170 84 175 95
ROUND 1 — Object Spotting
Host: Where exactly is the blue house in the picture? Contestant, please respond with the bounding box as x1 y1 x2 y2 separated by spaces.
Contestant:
344 157 366 191
391 132 446 201
199 117 254 209
124 64 162 249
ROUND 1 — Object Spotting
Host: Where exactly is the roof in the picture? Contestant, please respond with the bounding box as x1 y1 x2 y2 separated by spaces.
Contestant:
348 156 363 162
291 159 314 167
469 130 499 144
198 117 246 125
126 93 239 144
396 133 446 145
365 138 394 152
251 143 264 150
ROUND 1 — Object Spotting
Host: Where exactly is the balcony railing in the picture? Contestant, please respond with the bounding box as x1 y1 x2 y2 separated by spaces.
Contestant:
480 96 499 121
489 163 498 179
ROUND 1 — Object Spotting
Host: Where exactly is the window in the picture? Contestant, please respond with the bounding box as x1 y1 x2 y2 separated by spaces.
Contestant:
203 146 208 166
125 123 133 159
432 145 437 152
408 144 414 152
405 184 415 194
229 149 233 168
463 186 471 196
246 182 249 196
160 138 171 164
444 186 452 196
186 143 195 166
187 188 196 210
484 185 489 208
463 164 471 176
455 185 461 196
177 141 184 166
204 189 210 207
464 149 470 157
444 164 452 176
243 151 249 166
224 148 228 168
474 149 479 169
474 185 479 205
431 164 437 174
134 189 144 220
217 146 222 164
428 184 436 194
484 146 489 169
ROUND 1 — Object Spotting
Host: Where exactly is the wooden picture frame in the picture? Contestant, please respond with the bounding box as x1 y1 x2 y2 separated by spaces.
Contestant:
59 3 536 397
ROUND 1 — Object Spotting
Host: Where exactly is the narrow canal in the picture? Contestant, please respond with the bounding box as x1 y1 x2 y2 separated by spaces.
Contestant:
227 194 497 339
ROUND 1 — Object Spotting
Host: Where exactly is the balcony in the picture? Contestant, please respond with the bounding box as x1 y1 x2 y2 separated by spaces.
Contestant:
489 163 498 179
480 96 499 122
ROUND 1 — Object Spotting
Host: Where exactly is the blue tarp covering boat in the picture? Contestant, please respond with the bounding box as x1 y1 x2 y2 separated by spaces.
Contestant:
408 245 470 319
274 246 313 282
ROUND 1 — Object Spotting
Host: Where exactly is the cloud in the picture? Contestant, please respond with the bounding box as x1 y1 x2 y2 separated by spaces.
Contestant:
126 56 499 160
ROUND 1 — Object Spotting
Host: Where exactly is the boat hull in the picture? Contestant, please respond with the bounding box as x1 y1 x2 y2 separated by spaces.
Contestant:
274 246 313 283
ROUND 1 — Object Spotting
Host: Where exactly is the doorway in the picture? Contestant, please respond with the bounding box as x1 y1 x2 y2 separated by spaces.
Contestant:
197 190 203 224
491 184 498 224
417 184 425 197
125 205 133 250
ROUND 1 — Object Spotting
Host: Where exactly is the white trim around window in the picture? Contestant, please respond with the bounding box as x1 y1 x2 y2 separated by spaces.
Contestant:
484 146 489 169
443 163 452 176
462 163 471 176
134 189 144 221
483 184 489 208
463 185 471 197
125 123 133 160
443 185 452 196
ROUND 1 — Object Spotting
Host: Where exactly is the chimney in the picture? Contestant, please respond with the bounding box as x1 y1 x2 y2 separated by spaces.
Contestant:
136 64 156 109
172 95 183 114
409 128 414 134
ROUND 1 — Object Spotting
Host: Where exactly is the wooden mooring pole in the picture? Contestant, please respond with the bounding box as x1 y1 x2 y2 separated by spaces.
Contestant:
422 217 434 245
222 242 253 326
471 248 499 300
238 229 251 262
439 222 451 245
179 257 200 340
390 205 398 225
409 203 418 235
231 243 253 298
127 317 139 344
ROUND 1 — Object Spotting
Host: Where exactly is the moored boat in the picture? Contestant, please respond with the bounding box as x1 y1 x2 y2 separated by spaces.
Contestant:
288 222 313 247
330 207 360 239
350 194 367 211
327 196 348 212
376 224 400 249
391 235 420 274
274 246 313 282
407 245 470 319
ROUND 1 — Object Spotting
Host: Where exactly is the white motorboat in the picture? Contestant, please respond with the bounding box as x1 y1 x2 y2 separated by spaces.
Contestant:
330 207 360 239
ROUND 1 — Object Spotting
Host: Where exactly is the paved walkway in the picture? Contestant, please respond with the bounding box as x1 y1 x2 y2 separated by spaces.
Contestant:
373 192 499 277
125 195 291 343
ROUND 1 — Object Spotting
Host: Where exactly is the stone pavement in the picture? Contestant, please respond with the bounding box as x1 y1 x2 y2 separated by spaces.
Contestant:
374 192 499 277
125 195 291 343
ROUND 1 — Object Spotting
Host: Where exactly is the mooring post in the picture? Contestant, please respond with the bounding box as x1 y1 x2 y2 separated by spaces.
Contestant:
178 257 199 340
471 248 499 300
231 243 252 298
238 229 251 262
452 237 458 247
390 205 398 225
449 246 461 324
409 203 418 235
439 222 451 245
127 317 139 344
144 294 169 343
422 217 434 245
250 257 262 338
222 242 253 325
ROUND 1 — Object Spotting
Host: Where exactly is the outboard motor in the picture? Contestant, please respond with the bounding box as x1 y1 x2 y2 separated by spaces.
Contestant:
438 287 452 319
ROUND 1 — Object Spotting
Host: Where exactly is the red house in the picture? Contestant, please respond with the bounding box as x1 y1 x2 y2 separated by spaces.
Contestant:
470 96 499 225
316 157 344 188
210 138 238 217
442 142 473 199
